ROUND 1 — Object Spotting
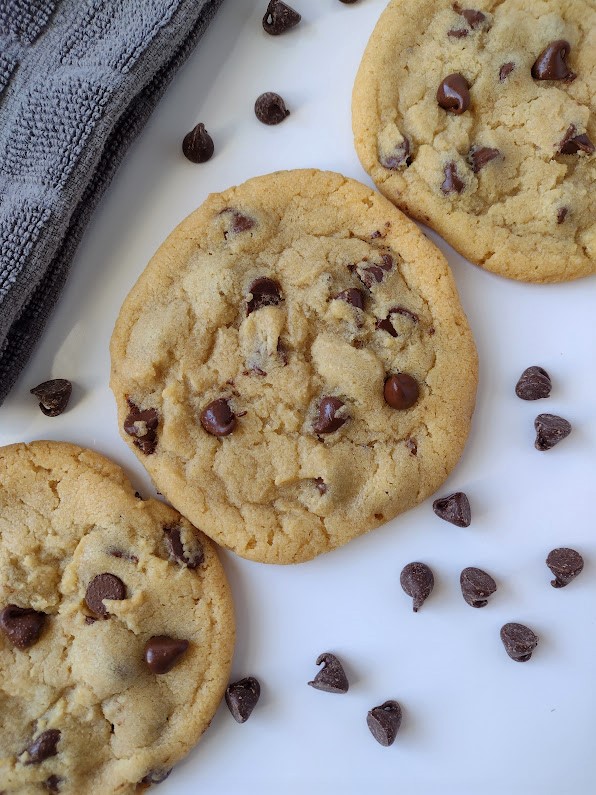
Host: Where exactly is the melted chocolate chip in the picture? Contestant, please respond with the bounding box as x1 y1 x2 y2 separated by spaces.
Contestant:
44 776 62 793
515 366 551 400
144 636 189 674
532 40 575 81
441 161 465 194
500 623 538 662
534 413 571 451
246 277 282 315
367 701 402 746
383 373 419 410
314 478 327 495
24 730 61 764
313 397 348 434
182 123 214 163
559 125 595 155
225 677 261 723
262 0 301 35
376 317 398 337
380 137 412 168
448 28 468 38
557 207 568 224
406 437 417 456
84 573 127 618
255 92 290 125
460 8 485 27
30 379 72 417
220 208 255 236
468 146 501 172
308 652 349 694
400 562 434 612
164 526 204 569
499 62 515 81
546 547 584 588
460 567 497 607
0 605 46 649
334 288 365 309
200 398 236 437
140 769 172 786
432 492 471 527
436 73 470 114
124 402 159 455
109 549 139 564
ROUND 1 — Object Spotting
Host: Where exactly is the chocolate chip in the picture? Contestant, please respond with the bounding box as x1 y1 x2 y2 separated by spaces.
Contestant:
339 0 360 3
376 306 418 337
534 413 571 451
546 547 584 588
499 62 515 81
30 379 72 417
380 137 412 168
109 548 139 564
400 562 434 612
436 73 470 114
383 373 419 410
0 605 46 649
164 526 204 569
262 0 301 35
468 146 501 172
255 92 290 125
515 366 551 400
124 402 159 455
460 567 497 607
24 730 61 764
225 676 261 723
140 769 172 786
144 636 189 674
367 701 402 746
392 306 419 323
182 123 214 163
432 492 471 527
84 573 127 618
334 288 365 309
246 277 282 315
44 776 62 793
200 398 236 437
459 8 486 27
500 623 538 662
557 207 568 224
559 125 595 155
448 28 468 38
314 478 327 495
406 437 417 456
441 161 465 194
220 208 256 236
313 396 348 434
532 40 575 81
308 653 349 694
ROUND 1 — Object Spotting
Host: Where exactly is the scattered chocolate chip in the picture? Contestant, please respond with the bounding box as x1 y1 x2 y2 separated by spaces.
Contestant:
44 776 62 793
460 567 497 607
140 769 172 786
84 616 97 625
499 62 515 81
432 492 471 527
376 317 398 337
182 123 214 163
559 125 595 155
468 146 501 172
400 562 434 612
220 208 255 235
534 413 571 451
246 277 282 315
314 478 327 495
24 730 61 764
380 137 412 168
453 4 486 27
441 161 465 194
515 366 551 400
339 0 360 3
0 605 46 649
313 396 348 434
30 379 72 417
308 653 349 694
225 677 261 723
164 526 204 569
384 373 419 410
255 92 290 125
144 636 189 674
262 0 301 35
437 73 470 114
335 288 365 309
532 40 575 81
448 28 468 38
200 398 236 437
406 437 417 456
367 701 402 746
84 573 127 618
393 306 419 323
124 402 159 455
109 549 139 564
546 547 584 588
500 623 538 662
557 207 568 224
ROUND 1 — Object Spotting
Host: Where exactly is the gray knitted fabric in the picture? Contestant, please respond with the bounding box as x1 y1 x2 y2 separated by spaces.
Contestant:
0 0 224 404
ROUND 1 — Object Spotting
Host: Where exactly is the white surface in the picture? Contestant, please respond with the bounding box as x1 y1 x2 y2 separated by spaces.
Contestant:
1 1 595 792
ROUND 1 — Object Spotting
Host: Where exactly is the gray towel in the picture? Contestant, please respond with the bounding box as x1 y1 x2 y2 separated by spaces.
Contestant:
0 0 224 405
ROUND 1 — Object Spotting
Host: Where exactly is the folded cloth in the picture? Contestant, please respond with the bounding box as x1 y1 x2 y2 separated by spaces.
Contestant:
0 0 224 404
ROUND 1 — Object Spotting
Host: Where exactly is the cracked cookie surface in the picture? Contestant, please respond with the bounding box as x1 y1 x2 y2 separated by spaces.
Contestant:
0 441 234 794
353 0 596 282
110 169 477 564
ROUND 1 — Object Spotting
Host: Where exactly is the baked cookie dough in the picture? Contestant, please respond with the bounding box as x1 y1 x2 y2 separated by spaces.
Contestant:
0 441 234 794
352 0 595 282
110 169 477 564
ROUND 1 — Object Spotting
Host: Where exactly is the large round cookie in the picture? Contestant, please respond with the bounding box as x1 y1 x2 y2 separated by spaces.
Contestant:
0 441 234 794
353 0 596 283
110 169 477 564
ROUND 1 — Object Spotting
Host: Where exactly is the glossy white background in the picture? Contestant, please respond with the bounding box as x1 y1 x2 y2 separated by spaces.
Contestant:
1 1 595 792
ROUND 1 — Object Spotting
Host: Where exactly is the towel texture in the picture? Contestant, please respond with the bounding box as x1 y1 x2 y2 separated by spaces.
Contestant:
0 0 224 404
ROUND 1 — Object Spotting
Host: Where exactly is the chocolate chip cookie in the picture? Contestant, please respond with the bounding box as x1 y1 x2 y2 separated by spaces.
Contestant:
0 441 234 793
110 169 477 564
352 0 595 282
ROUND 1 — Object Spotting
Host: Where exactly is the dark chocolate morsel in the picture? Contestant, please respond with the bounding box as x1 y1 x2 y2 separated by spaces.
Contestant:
84 573 127 618
557 207 568 224
380 137 412 168
433 492 471 527
334 288 365 309
384 373 419 410
339 0 360 3
182 123 214 163
0 605 47 649
499 62 515 81
546 547 584 588
515 366 551 400
448 28 468 38
24 730 61 764
460 567 497 607
314 478 328 495
246 277 282 315
144 636 189 674
534 413 571 451
531 40 575 81
262 0 301 35
459 7 486 27
367 701 402 746
376 317 398 337
44 776 62 793
200 398 236 437
164 526 204 569
313 397 348 434
559 125 595 155
500 623 538 662
308 652 349 694
140 769 172 786
123 403 159 455
255 92 290 125
400 562 434 612
220 208 255 236
406 437 417 456
441 161 465 194
30 379 72 417
436 73 470 114
468 146 501 172
225 676 261 723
